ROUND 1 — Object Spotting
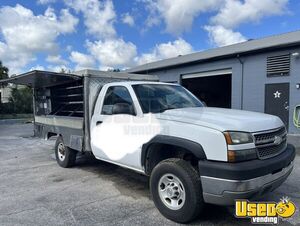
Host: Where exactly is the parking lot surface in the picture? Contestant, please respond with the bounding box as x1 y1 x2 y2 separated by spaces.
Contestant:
0 123 299 226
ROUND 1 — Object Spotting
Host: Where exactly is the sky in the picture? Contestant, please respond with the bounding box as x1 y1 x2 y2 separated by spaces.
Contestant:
0 0 300 75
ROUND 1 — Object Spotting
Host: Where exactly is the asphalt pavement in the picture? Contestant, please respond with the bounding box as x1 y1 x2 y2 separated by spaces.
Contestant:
0 123 299 226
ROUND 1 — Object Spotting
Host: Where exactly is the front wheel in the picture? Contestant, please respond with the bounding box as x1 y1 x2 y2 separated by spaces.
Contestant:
55 136 77 168
150 158 204 223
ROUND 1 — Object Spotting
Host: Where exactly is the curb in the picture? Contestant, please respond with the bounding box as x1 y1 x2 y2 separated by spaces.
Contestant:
0 118 33 125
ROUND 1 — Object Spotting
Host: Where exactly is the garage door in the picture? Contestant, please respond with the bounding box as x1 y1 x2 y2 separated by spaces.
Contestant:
182 69 232 108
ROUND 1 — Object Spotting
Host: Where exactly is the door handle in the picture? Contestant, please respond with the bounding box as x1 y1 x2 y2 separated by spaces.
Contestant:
284 102 289 110
96 121 103 125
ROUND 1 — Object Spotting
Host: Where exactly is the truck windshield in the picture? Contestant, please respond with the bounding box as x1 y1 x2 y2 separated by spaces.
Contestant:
132 84 203 113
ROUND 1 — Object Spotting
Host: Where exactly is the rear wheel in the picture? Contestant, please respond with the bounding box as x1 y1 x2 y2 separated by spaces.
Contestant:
55 136 77 168
150 158 204 223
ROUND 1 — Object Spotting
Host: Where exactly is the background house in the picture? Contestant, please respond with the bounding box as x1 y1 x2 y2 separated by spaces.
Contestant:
0 86 12 103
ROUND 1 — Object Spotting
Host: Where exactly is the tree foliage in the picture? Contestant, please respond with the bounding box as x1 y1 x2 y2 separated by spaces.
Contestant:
8 86 33 113
0 61 9 87
0 62 33 114
0 86 33 114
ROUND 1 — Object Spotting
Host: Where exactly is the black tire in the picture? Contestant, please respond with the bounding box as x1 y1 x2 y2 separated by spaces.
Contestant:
150 158 204 223
55 136 77 168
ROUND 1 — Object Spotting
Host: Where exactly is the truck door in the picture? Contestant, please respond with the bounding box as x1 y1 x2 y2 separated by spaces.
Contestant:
90 85 146 171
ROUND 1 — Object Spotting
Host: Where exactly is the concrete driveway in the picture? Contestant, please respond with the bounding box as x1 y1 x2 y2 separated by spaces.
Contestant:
0 123 299 226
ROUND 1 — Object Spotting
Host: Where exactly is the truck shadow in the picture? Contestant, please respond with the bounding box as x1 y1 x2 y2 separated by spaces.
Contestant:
73 154 252 225
75 153 150 199
191 204 252 226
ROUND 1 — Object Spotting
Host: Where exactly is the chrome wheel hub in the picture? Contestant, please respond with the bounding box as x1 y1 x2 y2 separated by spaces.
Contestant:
158 174 185 210
57 143 66 161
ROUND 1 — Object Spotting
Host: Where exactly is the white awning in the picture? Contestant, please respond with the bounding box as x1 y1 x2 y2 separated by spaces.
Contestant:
182 68 232 79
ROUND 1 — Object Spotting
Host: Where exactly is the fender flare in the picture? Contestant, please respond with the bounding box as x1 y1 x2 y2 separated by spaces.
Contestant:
141 135 207 168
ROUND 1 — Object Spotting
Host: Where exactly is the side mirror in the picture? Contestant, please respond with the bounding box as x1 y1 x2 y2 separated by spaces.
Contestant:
293 105 300 128
112 103 135 115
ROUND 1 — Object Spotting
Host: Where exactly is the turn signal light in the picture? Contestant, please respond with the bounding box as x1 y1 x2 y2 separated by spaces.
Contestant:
224 132 233 145
227 150 236 162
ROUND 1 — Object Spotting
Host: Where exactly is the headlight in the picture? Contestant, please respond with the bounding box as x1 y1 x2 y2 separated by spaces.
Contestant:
223 131 256 162
223 131 254 145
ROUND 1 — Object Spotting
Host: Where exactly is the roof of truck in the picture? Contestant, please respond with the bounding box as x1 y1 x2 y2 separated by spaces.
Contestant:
74 69 158 81
102 81 178 86
0 70 158 88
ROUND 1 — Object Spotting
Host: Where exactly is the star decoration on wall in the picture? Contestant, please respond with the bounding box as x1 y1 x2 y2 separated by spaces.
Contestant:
274 91 281 98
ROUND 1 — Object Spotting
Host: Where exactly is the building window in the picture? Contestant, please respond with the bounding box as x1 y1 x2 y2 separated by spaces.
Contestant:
267 54 290 77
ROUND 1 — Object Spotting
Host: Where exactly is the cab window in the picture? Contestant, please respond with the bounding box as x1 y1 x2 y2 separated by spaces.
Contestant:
101 86 135 115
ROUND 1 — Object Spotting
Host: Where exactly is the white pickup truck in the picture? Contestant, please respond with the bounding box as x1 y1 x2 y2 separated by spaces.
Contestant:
2 70 295 223
59 81 295 223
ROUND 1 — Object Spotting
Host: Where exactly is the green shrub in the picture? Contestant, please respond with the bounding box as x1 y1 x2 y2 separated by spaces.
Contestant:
8 86 33 114
0 102 14 114
0 87 33 114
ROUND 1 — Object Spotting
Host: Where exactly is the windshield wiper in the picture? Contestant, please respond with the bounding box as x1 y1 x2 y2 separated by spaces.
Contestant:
160 107 176 113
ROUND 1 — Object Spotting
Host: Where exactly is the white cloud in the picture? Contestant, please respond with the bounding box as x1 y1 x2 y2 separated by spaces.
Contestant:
203 0 288 47
87 39 137 69
30 65 45 71
136 38 193 65
143 0 289 48
65 0 138 70
136 53 158 66
70 51 96 70
144 0 289 35
37 0 56 5
65 0 116 39
99 65 114 71
144 0 222 36
46 54 68 65
144 0 161 28
211 0 288 29
204 25 246 47
0 4 78 74
0 6 77 52
122 13 135 27
66 45 73 52
0 41 36 75
47 64 71 73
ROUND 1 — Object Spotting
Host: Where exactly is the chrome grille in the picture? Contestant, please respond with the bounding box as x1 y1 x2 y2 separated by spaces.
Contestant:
253 127 287 159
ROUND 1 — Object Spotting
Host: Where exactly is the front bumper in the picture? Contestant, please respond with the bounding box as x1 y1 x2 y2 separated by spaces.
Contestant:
198 144 295 205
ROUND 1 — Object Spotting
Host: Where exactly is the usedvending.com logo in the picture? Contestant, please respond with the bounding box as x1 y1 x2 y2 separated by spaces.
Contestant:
235 197 296 224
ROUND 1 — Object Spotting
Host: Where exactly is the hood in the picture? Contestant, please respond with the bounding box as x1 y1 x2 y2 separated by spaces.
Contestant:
156 107 283 132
